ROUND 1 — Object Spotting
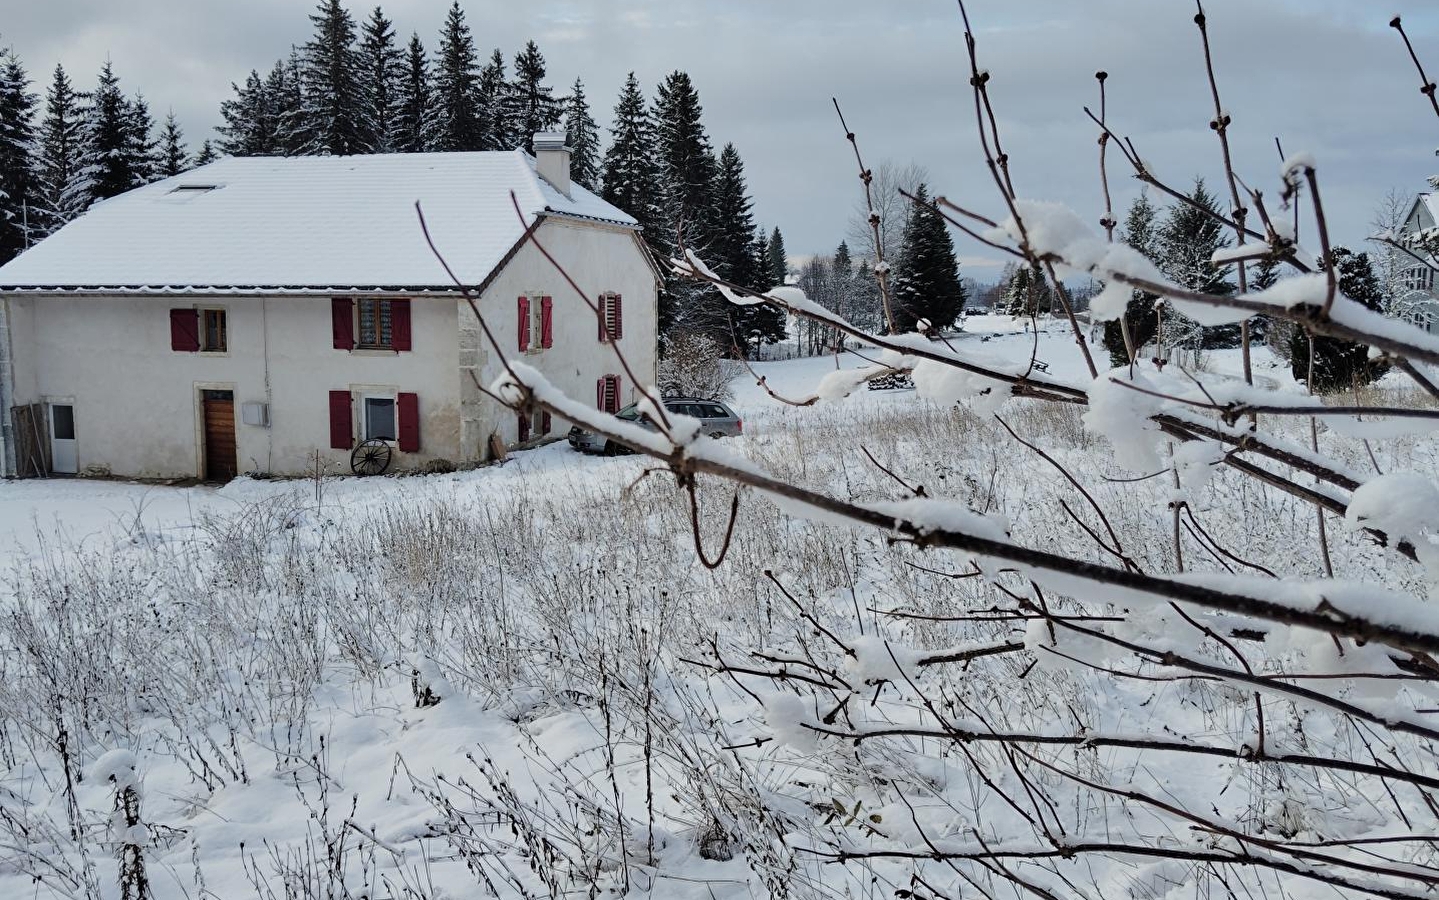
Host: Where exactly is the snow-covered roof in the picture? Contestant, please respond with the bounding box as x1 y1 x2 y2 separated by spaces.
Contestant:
0 150 637 294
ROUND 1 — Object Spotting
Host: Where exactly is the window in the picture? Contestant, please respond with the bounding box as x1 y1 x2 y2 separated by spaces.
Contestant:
518 295 553 351
358 299 394 348
597 374 621 414
517 409 551 442
1402 266 1436 293
364 396 397 441
598 293 623 342
51 403 75 441
201 308 227 352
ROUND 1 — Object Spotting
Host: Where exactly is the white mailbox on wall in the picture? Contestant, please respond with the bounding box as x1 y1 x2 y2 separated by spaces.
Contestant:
241 402 270 427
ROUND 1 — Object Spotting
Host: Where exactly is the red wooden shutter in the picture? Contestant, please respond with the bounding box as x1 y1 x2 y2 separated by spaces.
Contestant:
332 298 355 350
518 296 530 351
612 294 623 340
596 377 604 409
391 300 412 351
169 308 199 352
397 392 420 452
328 391 352 449
598 295 608 341
540 296 553 348
517 411 530 443
541 411 552 435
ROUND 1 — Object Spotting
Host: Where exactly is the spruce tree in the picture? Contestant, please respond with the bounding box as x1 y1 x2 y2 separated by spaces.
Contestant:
709 143 783 353
125 94 160 184
158 112 187 177
34 63 89 234
766 226 788 287
652 70 716 248
709 144 758 288
1251 255 1280 291
274 50 307 155
891 185 966 332
297 0 366 155
652 71 719 339
999 265 1050 318
600 73 661 233
193 139 219 166
754 227 773 288
1291 247 1389 392
0 46 38 262
393 33 435 152
358 6 403 152
831 241 855 321
1102 192 1162 367
852 258 883 331
218 70 271 156
218 66 299 157
433 3 481 151
563 77 599 190
476 48 509 150
79 62 140 203
505 41 561 154
1158 178 1236 348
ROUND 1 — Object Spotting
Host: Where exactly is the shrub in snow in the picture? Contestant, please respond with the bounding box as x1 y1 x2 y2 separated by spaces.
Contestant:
91 750 149 900
1288 247 1392 392
656 330 740 401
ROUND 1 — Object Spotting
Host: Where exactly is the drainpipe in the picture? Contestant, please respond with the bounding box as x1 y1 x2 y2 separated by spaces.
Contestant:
0 297 14 477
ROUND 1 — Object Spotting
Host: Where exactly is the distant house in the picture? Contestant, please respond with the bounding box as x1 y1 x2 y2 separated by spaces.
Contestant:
0 133 659 480
1396 192 1439 334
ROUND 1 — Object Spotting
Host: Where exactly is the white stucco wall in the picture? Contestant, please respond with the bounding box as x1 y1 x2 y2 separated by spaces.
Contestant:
468 217 659 451
2 215 658 479
5 293 463 479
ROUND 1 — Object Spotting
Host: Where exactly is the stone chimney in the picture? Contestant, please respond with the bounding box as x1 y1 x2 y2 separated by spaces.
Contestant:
533 131 572 198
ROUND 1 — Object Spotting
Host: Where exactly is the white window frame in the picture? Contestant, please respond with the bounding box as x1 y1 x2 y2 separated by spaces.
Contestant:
1402 265 1435 293
525 292 546 355
198 306 228 354
361 392 399 443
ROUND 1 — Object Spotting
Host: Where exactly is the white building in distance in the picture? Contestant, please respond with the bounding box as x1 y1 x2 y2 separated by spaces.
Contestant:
0 135 659 480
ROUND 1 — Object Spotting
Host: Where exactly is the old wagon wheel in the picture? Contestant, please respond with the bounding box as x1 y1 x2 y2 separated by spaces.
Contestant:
350 439 392 476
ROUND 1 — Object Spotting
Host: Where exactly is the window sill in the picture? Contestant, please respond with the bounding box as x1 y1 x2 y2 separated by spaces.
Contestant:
351 348 400 357
198 350 230 357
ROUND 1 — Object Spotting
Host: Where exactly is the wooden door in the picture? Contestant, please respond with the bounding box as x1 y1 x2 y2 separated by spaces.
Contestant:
202 390 237 482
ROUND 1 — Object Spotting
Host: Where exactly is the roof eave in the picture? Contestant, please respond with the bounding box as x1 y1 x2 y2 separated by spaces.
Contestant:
0 285 474 297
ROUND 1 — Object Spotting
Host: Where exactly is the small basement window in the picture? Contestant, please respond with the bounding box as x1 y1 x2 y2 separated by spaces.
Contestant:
364 396 397 441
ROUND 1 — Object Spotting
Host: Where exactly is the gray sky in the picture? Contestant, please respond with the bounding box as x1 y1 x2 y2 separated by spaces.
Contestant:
3 0 1438 277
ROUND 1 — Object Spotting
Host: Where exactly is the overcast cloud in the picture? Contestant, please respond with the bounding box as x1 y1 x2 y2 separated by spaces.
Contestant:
2 0 1437 275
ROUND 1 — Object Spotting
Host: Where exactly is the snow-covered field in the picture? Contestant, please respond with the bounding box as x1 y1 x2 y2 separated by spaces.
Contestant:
2 319 1436 899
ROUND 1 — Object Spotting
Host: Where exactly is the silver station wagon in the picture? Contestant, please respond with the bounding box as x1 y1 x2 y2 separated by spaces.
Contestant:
569 398 743 454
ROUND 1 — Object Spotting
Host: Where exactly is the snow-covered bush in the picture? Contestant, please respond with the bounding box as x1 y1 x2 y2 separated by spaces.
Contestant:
656 329 740 400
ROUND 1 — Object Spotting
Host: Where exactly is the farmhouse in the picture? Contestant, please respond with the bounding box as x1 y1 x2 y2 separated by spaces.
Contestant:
0 134 659 480
1397 192 1439 334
